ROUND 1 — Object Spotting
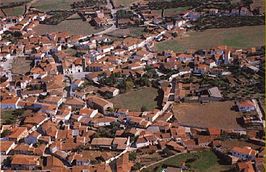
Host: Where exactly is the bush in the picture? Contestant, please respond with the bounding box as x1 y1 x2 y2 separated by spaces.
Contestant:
129 152 137 161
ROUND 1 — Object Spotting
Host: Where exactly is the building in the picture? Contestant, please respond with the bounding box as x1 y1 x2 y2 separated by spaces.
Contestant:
237 100 256 112
230 146 257 161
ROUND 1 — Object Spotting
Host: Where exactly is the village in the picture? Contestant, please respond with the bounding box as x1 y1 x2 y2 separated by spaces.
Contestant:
0 0 265 172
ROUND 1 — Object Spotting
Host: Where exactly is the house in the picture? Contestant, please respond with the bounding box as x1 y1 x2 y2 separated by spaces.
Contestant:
112 137 128 150
98 86 119 97
207 128 221 137
55 105 72 122
64 97 85 110
236 161 255 172
42 95 64 107
8 127 28 142
86 96 114 114
11 154 40 170
0 96 21 109
24 131 41 145
116 153 133 172
230 146 257 161
23 112 47 129
177 53 194 63
166 141 186 152
122 37 141 51
91 117 116 127
12 143 35 155
91 138 113 149
0 140 16 155
196 136 212 147
80 107 98 118
237 100 256 112
207 87 223 101
135 136 150 148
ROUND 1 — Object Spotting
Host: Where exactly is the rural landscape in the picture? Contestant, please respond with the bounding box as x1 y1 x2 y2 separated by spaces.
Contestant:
0 0 265 172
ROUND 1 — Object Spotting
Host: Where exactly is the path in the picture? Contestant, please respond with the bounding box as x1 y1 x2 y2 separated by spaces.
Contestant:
140 152 184 171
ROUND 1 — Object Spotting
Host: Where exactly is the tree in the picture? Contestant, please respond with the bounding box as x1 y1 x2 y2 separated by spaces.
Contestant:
13 31 22 38
132 162 142 170
129 152 137 161
141 105 148 112
125 80 134 90
0 129 11 138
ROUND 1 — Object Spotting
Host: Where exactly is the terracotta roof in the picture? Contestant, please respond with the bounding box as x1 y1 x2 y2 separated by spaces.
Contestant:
0 141 15 152
11 154 39 165
231 147 257 156
91 138 113 146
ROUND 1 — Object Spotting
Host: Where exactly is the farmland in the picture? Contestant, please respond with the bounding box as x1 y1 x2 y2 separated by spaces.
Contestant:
155 25 265 51
110 87 159 111
173 101 244 130
144 150 232 172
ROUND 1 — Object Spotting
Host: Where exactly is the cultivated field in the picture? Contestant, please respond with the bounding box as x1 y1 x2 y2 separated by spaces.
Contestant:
173 101 243 130
11 57 32 75
144 151 232 172
110 87 159 111
156 25 265 52
34 14 103 35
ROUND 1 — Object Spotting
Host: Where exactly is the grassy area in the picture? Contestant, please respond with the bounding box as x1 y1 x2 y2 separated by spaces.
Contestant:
2 6 25 16
173 101 243 130
34 14 103 35
11 57 32 75
155 39 184 52
155 25 264 51
0 109 25 125
107 27 145 38
154 7 190 17
110 87 159 111
32 0 80 12
145 151 232 172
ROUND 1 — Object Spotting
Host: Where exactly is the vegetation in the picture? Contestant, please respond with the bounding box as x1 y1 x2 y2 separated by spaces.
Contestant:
1 109 25 125
71 0 107 9
110 87 159 111
0 129 11 138
129 151 137 161
41 11 75 25
146 151 232 172
193 16 265 30
156 25 264 51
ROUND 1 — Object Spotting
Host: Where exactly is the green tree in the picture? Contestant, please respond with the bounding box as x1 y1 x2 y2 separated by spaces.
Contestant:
0 129 11 138
141 105 148 112
125 80 134 90
129 152 137 161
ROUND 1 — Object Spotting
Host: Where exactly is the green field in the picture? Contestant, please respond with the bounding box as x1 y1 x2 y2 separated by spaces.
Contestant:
156 25 265 52
34 14 103 35
32 0 80 11
144 151 232 172
153 7 190 17
110 87 159 111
